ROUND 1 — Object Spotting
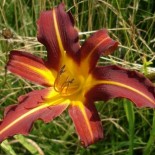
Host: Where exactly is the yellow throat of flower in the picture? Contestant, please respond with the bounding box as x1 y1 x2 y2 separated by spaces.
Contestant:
54 64 82 96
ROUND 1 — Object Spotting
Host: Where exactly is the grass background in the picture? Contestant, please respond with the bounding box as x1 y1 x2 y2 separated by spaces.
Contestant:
0 0 155 154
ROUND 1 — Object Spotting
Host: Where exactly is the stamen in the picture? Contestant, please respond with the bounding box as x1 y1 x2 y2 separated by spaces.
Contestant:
54 65 79 96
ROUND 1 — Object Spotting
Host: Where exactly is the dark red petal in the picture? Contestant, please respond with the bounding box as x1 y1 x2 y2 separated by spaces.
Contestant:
80 29 118 72
7 51 55 87
69 101 103 147
0 88 69 142
87 65 155 107
37 3 80 70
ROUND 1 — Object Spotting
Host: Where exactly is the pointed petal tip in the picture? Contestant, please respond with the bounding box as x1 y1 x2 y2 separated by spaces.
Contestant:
69 101 103 147
98 29 119 56
102 39 119 56
80 29 119 72
88 65 155 108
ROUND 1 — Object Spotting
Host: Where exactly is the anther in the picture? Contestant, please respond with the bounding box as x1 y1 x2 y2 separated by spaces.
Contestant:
59 65 66 75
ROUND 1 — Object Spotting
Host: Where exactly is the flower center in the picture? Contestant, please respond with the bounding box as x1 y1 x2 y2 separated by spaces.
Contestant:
54 65 80 96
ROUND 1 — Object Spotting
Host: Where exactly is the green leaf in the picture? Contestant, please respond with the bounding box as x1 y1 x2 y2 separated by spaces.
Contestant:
14 135 44 155
0 139 16 155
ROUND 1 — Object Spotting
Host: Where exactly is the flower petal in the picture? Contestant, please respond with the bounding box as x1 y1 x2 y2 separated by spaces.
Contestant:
7 51 55 87
69 100 103 147
86 65 155 107
80 29 118 73
37 3 80 70
0 88 69 142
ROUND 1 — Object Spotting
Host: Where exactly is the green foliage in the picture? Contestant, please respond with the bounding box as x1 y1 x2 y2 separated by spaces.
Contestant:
0 0 155 154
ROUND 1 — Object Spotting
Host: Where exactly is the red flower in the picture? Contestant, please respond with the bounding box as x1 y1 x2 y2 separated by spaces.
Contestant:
0 3 155 147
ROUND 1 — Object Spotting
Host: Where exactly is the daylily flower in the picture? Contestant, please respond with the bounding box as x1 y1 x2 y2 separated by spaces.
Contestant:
0 3 155 147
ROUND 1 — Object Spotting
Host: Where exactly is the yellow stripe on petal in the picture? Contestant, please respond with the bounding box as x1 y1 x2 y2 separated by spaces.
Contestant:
72 101 94 142
81 37 110 75
87 37 109 61
99 80 155 105
0 98 68 136
17 61 55 85
53 10 65 56
0 104 48 135
85 75 155 105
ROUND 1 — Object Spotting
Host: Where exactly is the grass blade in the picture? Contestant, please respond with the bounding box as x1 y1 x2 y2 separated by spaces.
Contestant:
0 140 16 155
143 111 155 155
14 135 44 155
124 100 135 155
